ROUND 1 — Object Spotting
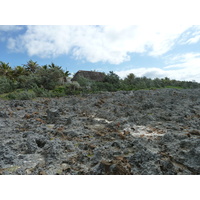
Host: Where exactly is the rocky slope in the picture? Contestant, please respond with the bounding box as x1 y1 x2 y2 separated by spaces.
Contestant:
0 88 200 175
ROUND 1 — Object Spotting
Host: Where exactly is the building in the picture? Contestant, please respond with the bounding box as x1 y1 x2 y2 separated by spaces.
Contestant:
72 70 105 82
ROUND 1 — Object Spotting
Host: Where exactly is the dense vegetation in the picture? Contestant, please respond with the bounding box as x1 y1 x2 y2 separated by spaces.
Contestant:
0 60 200 100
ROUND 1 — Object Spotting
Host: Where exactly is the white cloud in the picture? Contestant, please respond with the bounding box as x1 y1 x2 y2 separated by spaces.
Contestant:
164 53 200 69
134 25 192 56
187 34 200 44
178 25 200 45
115 53 200 82
0 25 23 42
7 25 194 64
116 66 200 82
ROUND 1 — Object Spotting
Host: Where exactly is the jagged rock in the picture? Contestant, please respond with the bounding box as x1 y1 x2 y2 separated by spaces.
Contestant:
26 134 47 154
46 108 60 123
42 139 63 164
0 89 200 174
0 111 8 118
91 158 132 175
63 130 79 138
0 144 15 166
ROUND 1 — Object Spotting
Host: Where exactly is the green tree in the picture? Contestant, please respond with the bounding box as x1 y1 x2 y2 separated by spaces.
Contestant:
64 70 71 77
13 66 28 79
124 73 136 84
104 71 120 84
48 62 62 71
42 64 49 70
153 78 162 88
23 60 39 73
35 67 65 90
0 61 12 77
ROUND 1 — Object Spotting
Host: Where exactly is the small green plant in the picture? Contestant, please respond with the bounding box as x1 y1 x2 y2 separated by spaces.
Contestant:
52 86 66 97
87 153 94 157
32 86 52 97
165 86 184 89
6 90 36 100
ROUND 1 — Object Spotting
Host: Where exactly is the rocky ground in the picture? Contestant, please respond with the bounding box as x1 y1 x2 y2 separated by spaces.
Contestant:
0 88 200 175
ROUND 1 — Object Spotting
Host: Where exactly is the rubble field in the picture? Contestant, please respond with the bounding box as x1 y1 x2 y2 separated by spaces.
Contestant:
0 88 200 175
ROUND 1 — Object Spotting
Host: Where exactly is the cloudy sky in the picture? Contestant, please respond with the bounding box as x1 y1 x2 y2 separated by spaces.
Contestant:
0 25 200 82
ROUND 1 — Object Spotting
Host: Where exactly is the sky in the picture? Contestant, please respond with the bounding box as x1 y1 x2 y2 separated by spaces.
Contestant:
0 25 200 82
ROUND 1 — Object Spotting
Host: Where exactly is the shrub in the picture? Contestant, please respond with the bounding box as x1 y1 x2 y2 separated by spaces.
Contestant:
104 71 120 85
67 81 80 90
32 86 52 97
103 71 121 91
52 86 66 97
64 82 81 95
91 81 116 92
76 76 93 89
16 74 39 89
0 76 15 94
6 90 36 100
36 68 64 90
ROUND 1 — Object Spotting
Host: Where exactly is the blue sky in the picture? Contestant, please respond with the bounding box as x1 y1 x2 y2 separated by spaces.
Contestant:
0 25 200 82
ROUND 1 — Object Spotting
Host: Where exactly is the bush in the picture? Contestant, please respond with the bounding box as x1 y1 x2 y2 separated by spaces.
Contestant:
104 71 120 85
16 74 38 89
36 68 64 90
91 82 117 92
0 76 15 94
16 67 65 90
64 82 81 95
103 71 121 91
67 81 80 90
76 76 92 89
52 86 66 97
32 86 52 97
6 90 36 100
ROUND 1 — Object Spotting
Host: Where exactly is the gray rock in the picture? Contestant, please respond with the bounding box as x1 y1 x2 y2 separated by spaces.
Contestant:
0 144 15 166
63 130 79 138
181 146 200 174
0 111 8 118
26 134 47 154
42 139 63 164
46 108 60 123
1 89 200 174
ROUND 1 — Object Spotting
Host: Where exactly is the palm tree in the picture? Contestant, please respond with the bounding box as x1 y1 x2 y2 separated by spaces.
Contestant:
23 60 39 73
65 70 71 77
48 62 62 70
13 66 28 78
42 64 49 70
0 61 12 77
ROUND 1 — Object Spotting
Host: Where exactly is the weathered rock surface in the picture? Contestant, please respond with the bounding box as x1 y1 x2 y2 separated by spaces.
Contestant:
0 89 200 175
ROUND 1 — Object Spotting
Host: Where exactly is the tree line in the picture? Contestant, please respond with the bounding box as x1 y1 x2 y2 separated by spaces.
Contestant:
0 60 200 100
77 71 200 93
